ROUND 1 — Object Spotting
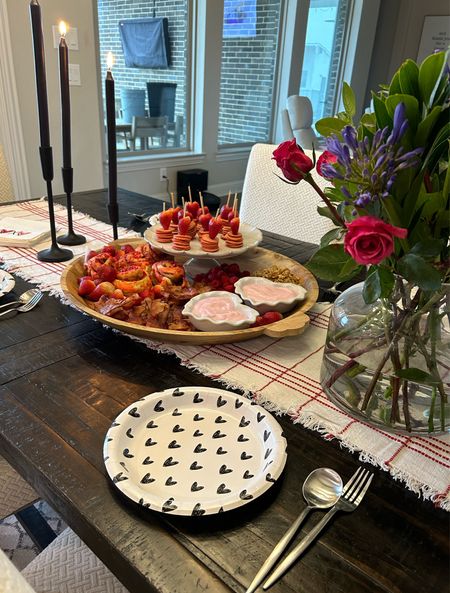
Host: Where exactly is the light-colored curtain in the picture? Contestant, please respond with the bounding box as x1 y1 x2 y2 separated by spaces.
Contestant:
0 145 14 202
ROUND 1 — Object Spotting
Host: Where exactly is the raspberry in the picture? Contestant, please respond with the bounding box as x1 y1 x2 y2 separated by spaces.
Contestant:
211 279 220 289
229 275 239 285
227 263 240 275
223 284 234 292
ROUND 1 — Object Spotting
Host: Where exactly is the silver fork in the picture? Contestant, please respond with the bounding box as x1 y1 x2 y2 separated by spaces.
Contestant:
0 291 43 318
262 467 373 590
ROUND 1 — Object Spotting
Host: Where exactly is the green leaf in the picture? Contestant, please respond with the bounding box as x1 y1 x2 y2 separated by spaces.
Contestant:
389 71 402 95
342 82 356 118
363 268 381 303
324 187 347 202
320 227 342 248
385 94 420 131
414 105 442 148
410 239 443 259
398 59 420 98
395 368 439 385
362 266 395 303
317 205 341 226
306 245 361 282
397 254 442 290
371 93 392 129
418 50 448 108
315 117 346 137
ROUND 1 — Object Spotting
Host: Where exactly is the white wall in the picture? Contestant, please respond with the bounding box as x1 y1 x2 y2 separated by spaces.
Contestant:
365 0 449 103
5 0 104 198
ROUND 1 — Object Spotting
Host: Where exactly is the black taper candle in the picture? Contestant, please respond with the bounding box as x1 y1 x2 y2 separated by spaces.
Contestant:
57 23 85 246
105 57 118 240
29 0 72 262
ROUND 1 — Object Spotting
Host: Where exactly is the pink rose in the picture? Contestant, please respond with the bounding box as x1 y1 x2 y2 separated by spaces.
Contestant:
344 216 408 265
272 139 314 182
316 150 338 178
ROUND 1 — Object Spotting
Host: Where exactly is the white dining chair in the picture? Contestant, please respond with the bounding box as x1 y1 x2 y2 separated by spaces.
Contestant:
0 457 39 524
281 96 325 150
240 143 334 244
0 144 14 202
0 528 129 593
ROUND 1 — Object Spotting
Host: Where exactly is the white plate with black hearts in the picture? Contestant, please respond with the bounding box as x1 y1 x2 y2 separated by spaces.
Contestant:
103 386 287 516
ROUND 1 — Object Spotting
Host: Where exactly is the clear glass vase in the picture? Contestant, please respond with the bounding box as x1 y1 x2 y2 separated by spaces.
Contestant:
321 281 450 434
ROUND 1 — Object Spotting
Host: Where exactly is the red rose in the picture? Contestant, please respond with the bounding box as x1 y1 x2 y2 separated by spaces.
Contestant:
344 216 408 265
316 150 338 178
272 139 313 182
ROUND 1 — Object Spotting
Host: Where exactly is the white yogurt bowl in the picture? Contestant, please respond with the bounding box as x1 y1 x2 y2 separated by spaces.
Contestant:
183 291 258 332
234 277 307 314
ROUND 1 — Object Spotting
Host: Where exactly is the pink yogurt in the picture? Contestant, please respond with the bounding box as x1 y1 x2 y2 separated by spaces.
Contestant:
192 296 248 322
241 283 297 302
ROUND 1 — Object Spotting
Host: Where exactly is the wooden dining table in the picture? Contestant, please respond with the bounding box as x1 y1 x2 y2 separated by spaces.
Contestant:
0 189 448 593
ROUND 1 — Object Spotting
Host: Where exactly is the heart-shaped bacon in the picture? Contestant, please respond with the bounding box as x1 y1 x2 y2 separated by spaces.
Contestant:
209 217 222 239
230 216 240 235
159 209 172 230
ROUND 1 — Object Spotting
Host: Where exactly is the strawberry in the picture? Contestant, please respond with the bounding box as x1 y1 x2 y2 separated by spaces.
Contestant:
178 216 191 235
171 206 182 223
262 311 283 324
208 217 222 239
198 205 209 216
220 205 232 220
84 249 98 263
186 201 200 218
159 209 172 230
86 281 115 301
112 288 125 299
178 209 192 221
199 212 212 231
227 209 237 222
78 277 96 297
102 245 116 256
230 217 240 235
97 264 117 283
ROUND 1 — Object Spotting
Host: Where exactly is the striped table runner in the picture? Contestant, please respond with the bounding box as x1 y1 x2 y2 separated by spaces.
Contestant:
1 199 449 510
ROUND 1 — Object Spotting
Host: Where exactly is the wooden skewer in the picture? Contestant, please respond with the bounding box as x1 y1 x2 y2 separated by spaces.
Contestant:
226 191 231 208
182 197 185 211
163 202 166 211
232 194 237 214
188 185 192 202
199 192 204 211
170 192 175 209
234 197 239 215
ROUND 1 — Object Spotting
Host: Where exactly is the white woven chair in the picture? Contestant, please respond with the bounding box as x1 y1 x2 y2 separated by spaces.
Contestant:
0 144 14 203
240 143 333 244
0 528 129 593
0 458 38 522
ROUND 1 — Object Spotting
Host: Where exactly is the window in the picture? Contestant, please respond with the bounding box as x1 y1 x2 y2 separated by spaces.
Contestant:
217 0 283 147
300 0 351 122
97 0 189 154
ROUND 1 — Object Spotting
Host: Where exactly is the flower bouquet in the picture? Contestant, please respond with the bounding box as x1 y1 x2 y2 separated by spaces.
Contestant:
273 50 450 433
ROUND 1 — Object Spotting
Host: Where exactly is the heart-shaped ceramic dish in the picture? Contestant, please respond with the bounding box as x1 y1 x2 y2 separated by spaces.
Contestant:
182 291 258 331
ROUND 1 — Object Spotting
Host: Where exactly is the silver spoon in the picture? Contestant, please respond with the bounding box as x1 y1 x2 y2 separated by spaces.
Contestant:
245 468 343 593
0 288 40 310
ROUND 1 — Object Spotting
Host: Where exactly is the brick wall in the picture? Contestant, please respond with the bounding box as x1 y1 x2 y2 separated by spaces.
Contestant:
97 0 282 149
218 0 282 145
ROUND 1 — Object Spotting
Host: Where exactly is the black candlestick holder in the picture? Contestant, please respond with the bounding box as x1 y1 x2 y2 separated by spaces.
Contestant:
37 146 73 262
57 166 86 245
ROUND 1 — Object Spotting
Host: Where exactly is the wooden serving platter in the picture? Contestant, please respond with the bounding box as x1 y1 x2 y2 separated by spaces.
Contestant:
60 239 319 344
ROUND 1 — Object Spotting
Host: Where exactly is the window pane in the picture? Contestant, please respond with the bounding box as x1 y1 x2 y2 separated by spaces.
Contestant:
218 0 282 146
300 0 350 122
97 0 189 153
